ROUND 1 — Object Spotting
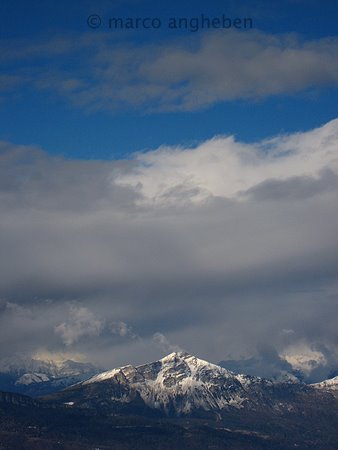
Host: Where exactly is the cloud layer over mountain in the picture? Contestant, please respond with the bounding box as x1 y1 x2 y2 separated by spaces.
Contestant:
0 119 337 381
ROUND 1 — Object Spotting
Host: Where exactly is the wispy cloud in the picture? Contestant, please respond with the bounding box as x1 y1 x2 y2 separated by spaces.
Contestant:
153 332 182 354
1 31 338 112
55 305 104 346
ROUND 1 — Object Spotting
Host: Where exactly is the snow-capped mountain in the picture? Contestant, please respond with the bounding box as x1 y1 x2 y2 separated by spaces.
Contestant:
16 373 50 385
2 352 337 449
46 351 326 418
0 355 98 397
311 375 338 391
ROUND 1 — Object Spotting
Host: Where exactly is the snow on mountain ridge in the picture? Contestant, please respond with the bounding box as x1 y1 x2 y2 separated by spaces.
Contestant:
83 352 236 386
79 352 274 413
0 354 98 396
311 375 338 390
15 373 50 386
82 367 127 384
0 355 97 379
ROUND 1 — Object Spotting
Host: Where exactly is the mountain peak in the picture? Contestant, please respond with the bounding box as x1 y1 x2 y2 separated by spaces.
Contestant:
49 352 289 417
158 351 227 377
160 351 191 361
83 352 232 388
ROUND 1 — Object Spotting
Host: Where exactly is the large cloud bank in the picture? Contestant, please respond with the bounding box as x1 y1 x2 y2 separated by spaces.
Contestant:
0 119 337 381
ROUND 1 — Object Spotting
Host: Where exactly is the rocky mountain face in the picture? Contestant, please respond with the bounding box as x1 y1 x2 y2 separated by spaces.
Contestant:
0 390 295 450
44 352 338 419
0 390 39 407
0 355 97 397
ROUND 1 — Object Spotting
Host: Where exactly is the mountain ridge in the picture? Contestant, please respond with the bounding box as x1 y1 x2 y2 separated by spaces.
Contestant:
44 351 336 420
0 354 98 397
1 352 338 449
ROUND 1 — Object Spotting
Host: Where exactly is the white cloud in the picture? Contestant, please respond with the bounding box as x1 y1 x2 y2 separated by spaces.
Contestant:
282 329 295 336
110 321 138 340
152 333 182 354
115 119 338 204
32 350 87 364
281 344 328 375
55 305 104 346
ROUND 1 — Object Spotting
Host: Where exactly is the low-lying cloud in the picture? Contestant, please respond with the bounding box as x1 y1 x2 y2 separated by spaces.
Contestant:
55 305 104 346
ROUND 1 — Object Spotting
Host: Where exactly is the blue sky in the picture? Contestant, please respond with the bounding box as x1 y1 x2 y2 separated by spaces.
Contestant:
1 0 338 159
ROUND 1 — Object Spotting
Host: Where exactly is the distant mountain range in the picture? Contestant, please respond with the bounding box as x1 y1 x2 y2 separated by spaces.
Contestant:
0 354 97 397
0 352 337 449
